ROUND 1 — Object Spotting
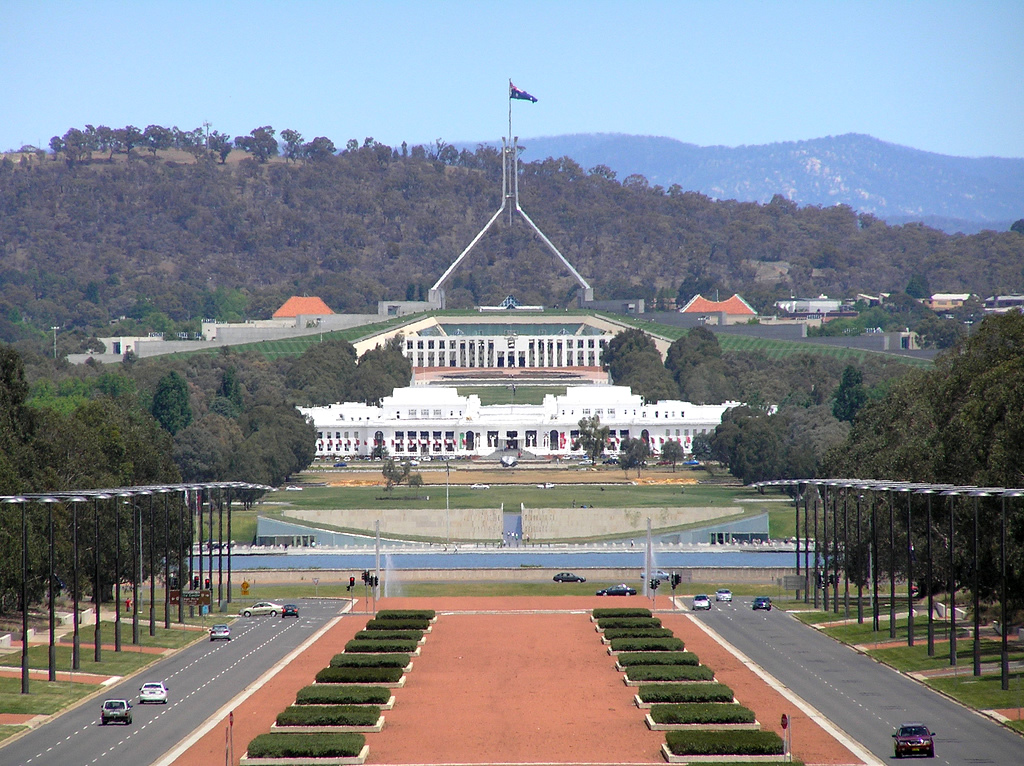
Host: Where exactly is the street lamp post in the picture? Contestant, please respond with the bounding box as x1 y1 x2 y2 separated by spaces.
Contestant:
889 490 897 640
1000 490 1023 690
815 491 822 610
856 492 864 624
942 489 959 666
3 497 28 693
149 491 157 635
915 487 938 657
69 496 86 671
968 490 991 677
842 485 850 619
44 497 59 681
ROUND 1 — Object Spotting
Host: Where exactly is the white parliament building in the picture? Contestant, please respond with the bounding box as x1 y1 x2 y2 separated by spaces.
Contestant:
300 385 739 460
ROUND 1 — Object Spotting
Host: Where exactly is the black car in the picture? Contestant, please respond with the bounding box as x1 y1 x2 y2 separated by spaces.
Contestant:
752 596 772 611
892 722 935 758
553 572 586 583
282 604 299 618
596 583 637 596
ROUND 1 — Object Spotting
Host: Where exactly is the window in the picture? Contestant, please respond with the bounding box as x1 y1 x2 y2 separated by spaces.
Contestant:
408 409 417 418
607 408 615 416
582 408 591 415
395 431 404 440
420 409 430 417
433 409 442 417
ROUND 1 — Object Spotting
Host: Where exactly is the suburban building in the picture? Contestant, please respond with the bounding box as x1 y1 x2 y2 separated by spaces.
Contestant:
677 294 757 325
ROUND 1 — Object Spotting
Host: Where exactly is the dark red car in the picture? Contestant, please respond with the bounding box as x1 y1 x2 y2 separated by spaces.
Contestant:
282 604 299 618
892 722 935 758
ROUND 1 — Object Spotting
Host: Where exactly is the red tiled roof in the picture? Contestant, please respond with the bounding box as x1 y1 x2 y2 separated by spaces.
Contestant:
679 294 757 315
273 296 334 318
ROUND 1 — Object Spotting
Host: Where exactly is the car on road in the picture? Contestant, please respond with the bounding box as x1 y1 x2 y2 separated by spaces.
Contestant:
715 589 733 602
602 456 619 465
536 482 556 488
692 594 712 610
100 699 132 725
241 601 283 617
470 483 490 489
138 681 168 704
282 604 299 618
752 596 772 611
596 583 637 596
650 569 671 581
578 457 594 466
333 462 347 467
209 624 231 641
892 722 935 758
553 572 586 583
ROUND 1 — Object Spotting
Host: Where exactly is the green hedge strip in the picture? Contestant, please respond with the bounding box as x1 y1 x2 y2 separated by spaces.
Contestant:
246 732 366 758
330 652 409 668
314 666 404 684
295 685 391 705
353 629 423 642
609 637 685 652
343 639 419 653
618 651 699 667
638 682 734 703
276 705 381 727
596 617 662 629
592 608 651 619
603 627 676 640
665 730 784 756
626 665 715 682
376 609 435 620
364 618 431 631
650 702 756 725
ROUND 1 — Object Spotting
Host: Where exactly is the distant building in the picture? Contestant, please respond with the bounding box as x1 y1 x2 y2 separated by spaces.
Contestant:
678 294 757 325
983 295 1024 314
775 295 844 317
273 296 334 318
922 293 972 312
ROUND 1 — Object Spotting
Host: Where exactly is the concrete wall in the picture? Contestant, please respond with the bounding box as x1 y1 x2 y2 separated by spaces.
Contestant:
522 506 744 540
286 507 504 542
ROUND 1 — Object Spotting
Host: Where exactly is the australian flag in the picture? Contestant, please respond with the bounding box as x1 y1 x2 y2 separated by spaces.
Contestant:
509 81 538 102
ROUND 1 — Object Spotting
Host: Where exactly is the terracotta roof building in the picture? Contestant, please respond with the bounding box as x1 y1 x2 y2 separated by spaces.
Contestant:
273 296 334 318
678 294 757 317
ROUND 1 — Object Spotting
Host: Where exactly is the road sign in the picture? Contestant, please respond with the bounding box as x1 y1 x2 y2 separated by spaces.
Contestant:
240 580 250 596
781 713 789 729
783 575 807 590
181 589 212 606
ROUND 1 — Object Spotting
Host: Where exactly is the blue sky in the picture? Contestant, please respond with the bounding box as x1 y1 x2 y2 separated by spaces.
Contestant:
4 1 1022 158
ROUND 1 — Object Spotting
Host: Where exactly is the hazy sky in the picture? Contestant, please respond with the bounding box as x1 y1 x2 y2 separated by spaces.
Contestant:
4 1 1022 158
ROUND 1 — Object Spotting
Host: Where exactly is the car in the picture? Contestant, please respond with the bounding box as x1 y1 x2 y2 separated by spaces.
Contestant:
100 699 132 725
536 482 556 489
405 459 419 466
282 604 299 618
470 483 490 489
578 457 594 465
596 583 637 596
333 462 347 468
241 601 283 617
209 624 231 641
752 596 772 611
553 572 586 583
138 681 168 704
285 485 303 491
892 722 935 758
650 569 671 581
683 459 701 466
716 589 733 602
602 457 619 465
692 594 712 610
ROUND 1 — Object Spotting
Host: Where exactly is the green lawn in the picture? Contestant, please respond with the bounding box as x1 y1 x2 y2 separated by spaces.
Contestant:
927 673 1024 733
0 676 97 716
0 724 27 744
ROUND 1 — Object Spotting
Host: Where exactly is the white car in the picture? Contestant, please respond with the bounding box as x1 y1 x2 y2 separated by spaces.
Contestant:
692 594 712 610
209 624 231 641
138 681 168 704
470 483 490 489
241 601 283 617
716 589 733 602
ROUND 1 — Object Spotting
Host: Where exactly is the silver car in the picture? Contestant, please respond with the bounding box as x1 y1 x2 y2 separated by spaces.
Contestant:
209 624 231 641
139 681 168 704
240 601 282 617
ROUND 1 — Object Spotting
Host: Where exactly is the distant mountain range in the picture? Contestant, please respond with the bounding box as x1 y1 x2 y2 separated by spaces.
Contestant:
461 133 1023 235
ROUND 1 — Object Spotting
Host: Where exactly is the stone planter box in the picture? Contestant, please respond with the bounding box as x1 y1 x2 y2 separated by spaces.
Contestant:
660 746 784 764
645 714 761 731
271 717 384 733
240 745 369 765
314 676 405 689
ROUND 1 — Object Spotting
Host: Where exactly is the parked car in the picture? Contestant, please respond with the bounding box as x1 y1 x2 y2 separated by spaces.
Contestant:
553 572 586 583
241 601 283 617
100 699 132 725
138 681 168 704
715 589 733 602
602 456 619 465
578 457 594 465
752 596 772 611
692 594 712 610
209 624 231 641
284 485 303 491
333 462 347 468
470 483 490 489
892 722 935 758
282 604 299 618
596 583 637 596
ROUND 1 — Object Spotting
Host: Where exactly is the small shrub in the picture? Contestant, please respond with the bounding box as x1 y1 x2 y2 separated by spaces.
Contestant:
638 682 734 704
626 665 715 682
330 652 409 668
344 639 419 653
376 609 435 620
353 629 423 642
246 732 365 758
295 685 390 705
597 617 662 630
315 666 404 684
276 705 381 727
603 627 675 640
665 730 784 756
609 637 684 653
592 607 652 619
650 702 756 725
364 618 431 631
618 651 699 667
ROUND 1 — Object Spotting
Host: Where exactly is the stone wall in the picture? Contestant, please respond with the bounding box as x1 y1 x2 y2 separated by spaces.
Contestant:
286 507 503 541
522 506 743 540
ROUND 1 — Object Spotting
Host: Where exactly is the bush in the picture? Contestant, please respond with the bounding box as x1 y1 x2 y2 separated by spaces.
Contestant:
592 608 651 619
246 732 365 758
276 705 381 727
650 703 756 725
626 665 715 682
665 730 784 756
364 618 431 631
603 627 675 640
596 617 662 630
353 629 423 642
618 651 699 667
343 639 419 653
330 652 409 668
638 683 734 704
314 666 404 684
376 609 435 620
609 637 685 652
295 685 391 705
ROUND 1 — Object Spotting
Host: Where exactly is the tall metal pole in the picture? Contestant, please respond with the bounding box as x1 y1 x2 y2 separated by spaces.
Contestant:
21 498 30 693
973 495 981 677
132 496 140 645
1000 494 1009 690
871 496 879 632
803 488 810 603
149 493 156 636
47 499 56 681
889 491 897 640
948 494 957 666
197 489 203 616
906 491 914 647
94 496 102 662
163 490 171 629
226 488 233 606
217 490 224 610
843 488 850 619
114 496 122 652
72 498 81 670
856 493 864 624
814 492 821 610
925 492 935 657
794 490 801 601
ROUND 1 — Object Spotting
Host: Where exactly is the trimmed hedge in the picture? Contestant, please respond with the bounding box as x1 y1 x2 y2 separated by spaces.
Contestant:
650 702 756 725
665 730 784 756
343 639 419 653
376 609 435 620
603 627 675 640
353 629 423 642
609 637 685 652
246 732 366 758
596 617 662 630
638 683 735 704
315 666 404 684
618 651 699 667
592 608 651 619
364 618 431 631
276 705 381 727
330 652 409 668
626 665 715 682
295 685 391 705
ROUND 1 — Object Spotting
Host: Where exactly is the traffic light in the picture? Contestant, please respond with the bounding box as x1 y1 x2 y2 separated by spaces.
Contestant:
371 575 379 587
361 570 370 583
348 576 355 591
649 578 659 591
204 578 210 589
671 573 681 589
192 576 200 589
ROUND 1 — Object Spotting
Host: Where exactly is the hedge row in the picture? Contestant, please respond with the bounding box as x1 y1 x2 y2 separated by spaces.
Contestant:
376 609 435 621
638 682 735 704
353 629 423 642
246 732 366 758
295 685 391 705
617 651 699 667
650 702 756 725
592 608 652 619
603 627 675 640
364 618 431 631
664 730 784 756
315 666 404 684
330 652 409 669
596 617 662 630
276 705 381 727
609 637 685 653
343 639 419 654
626 664 716 683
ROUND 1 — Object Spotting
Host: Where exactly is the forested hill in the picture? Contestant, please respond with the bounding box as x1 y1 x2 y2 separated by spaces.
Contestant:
1 142 1023 350
504 133 1024 234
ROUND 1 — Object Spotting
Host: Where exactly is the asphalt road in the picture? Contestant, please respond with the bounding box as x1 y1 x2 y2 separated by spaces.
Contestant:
690 597 1022 766
2 598 348 766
